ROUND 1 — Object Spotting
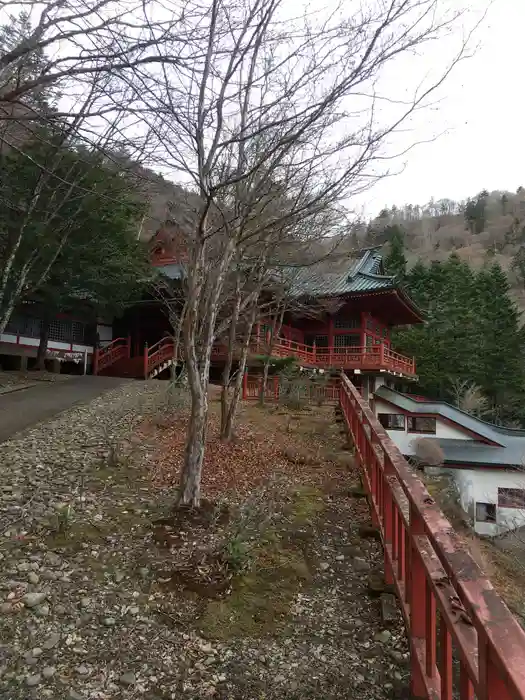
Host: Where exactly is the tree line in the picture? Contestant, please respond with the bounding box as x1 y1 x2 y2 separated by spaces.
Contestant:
384 228 525 426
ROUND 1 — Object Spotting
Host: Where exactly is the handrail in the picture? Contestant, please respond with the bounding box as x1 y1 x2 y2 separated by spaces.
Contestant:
212 338 416 376
339 373 525 700
144 337 176 378
93 336 130 374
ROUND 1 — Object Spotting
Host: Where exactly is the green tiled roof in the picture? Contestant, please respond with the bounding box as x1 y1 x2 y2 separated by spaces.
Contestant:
286 249 396 298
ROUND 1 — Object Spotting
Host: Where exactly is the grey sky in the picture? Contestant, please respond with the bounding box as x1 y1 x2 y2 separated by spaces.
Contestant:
357 0 520 216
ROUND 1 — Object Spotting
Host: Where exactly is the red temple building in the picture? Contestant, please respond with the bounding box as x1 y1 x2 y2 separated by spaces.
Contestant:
92 230 423 395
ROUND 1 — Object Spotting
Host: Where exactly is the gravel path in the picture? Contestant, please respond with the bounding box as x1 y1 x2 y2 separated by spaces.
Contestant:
0 383 409 699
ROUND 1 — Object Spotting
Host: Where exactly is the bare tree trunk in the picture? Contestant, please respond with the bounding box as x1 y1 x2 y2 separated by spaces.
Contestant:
221 302 258 441
179 380 207 506
36 315 51 370
220 273 242 433
259 306 285 405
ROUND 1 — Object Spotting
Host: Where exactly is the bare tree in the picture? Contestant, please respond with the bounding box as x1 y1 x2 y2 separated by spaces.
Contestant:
130 0 477 507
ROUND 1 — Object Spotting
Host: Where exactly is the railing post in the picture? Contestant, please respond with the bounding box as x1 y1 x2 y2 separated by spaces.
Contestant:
379 342 385 367
143 343 148 379
242 371 248 400
409 504 427 699
93 347 99 375
312 341 316 364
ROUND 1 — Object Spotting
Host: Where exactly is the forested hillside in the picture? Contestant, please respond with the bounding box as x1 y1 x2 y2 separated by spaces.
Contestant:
377 216 525 427
353 189 525 311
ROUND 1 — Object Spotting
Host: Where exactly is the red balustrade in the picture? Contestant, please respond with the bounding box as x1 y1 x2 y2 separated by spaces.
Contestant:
339 374 525 700
241 374 339 403
93 337 130 374
220 337 416 376
144 337 176 378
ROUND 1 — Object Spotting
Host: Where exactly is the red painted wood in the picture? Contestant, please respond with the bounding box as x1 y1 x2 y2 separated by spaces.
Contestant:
339 375 525 700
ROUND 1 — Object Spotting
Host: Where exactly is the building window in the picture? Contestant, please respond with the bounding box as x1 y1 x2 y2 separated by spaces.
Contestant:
378 413 405 430
407 416 436 434
498 488 525 509
334 334 360 349
382 328 388 338
334 315 360 329
365 335 373 347
305 334 329 348
476 502 496 523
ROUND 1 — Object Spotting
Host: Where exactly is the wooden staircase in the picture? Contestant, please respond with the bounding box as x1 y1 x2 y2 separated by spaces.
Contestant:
93 337 176 379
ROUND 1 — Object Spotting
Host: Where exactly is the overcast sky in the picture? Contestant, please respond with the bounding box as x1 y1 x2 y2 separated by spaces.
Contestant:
354 0 521 217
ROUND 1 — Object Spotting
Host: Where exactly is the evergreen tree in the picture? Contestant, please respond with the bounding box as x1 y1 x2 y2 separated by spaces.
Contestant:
383 225 407 281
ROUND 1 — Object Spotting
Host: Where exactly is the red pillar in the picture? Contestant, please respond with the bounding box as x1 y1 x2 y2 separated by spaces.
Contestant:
143 343 148 379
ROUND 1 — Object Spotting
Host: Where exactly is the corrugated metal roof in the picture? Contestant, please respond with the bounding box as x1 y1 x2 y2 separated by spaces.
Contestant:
375 386 525 468
157 263 184 280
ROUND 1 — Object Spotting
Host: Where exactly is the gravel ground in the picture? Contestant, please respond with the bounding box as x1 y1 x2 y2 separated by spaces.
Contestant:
0 382 409 700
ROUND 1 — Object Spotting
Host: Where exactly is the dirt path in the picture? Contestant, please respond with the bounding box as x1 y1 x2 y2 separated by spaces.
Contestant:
0 376 128 443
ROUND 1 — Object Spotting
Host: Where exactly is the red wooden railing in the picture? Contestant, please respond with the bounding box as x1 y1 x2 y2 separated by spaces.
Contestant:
340 374 525 700
93 337 130 374
144 337 175 378
242 374 339 403
212 338 416 376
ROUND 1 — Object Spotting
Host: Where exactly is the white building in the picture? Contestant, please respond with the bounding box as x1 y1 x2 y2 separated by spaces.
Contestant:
371 385 525 537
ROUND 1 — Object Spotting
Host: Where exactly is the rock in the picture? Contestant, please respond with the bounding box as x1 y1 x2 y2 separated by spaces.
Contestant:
80 598 91 608
103 617 116 627
119 672 136 686
129 607 140 616
22 592 47 608
353 557 370 572
32 648 42 657
18 562 30 573
34 603 50 617
43 666 56 679
43 633 60 650
26 674 41 687
114 570 125 583
358 524 382 541
28 572 40 585
389 650 405 664
319 562 330 571
335 554 344 561
374 630 392 644
41 570 59 581
381 593 398 624
275 675 286 683
0 603 13 614
139 568 149 578
76 665 89 676
68 690 84 700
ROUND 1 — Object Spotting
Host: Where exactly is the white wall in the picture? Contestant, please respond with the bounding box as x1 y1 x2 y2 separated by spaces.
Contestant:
452 467 525 536
373 398 473 455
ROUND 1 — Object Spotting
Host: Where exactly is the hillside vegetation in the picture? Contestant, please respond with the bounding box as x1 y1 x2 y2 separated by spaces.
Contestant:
354 189 525 311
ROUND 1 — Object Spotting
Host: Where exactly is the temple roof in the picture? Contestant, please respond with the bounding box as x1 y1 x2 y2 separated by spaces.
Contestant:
285 249 395 297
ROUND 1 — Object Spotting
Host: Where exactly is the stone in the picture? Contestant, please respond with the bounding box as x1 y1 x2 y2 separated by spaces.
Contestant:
335 554 345 561
103 617 116 627
114 570 125 583
129 607 140 616
374 630 392 644
119 672 136 686
0 603 13 614
80 598 91 609
76 665 89 676
381 593 398 624
18 562 31 573
31 648 42 657
353 557 370 572
43 666 56 679
68 690 84 700
275 675 286 683
22 592 47 608
389 650 405 664
28 572 40 585
26 674 41 686
319 562 330 571
34 603 50 617
43 633 60 650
